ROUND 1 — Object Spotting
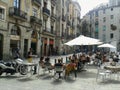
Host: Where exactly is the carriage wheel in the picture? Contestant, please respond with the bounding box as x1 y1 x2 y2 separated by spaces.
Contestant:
19 65 28 75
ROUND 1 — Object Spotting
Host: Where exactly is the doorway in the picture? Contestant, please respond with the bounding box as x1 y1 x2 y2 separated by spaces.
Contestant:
24 39 28 58
0 34 3 60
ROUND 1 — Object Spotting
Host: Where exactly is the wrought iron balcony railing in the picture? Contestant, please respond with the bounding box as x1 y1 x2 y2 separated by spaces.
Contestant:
30 16 42 25
51 13 56 21
95 21 99 25
67 20 71 26
9 7 27 21
43 28 56 36
51 0 56 6
42 7 50 17
32 0 41 6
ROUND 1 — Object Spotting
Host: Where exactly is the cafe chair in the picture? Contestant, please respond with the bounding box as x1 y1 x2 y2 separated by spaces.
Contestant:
43 63 53 74
96 65 112 82
54 59 64 79
54 65 64 79
38 62 53 75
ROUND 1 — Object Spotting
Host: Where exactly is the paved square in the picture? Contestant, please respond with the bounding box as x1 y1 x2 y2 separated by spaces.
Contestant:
0 64 120 90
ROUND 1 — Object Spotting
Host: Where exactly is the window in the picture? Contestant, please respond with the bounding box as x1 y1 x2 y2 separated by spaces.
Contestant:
11 25 20 35
44 2 47 8
62 0 64 7
103 9 106 14
102 34 106 42
95 25 98 32
51 6 54 15
103 25 106 31
51 26 53 33
90 14 92 19
103 17 106 22
111 8 113 11
95 11 98 17
14 0 20 8
0 7 5 20
110 15 114 19
110 33 114 39
32 8 38 17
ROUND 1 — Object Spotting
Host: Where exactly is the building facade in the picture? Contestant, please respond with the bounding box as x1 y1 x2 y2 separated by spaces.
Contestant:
55 0 81 55
82 3 120 51
0 0 81 60
109 0 120 6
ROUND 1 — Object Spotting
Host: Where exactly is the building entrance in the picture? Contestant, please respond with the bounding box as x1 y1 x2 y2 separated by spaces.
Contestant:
0 34 3 60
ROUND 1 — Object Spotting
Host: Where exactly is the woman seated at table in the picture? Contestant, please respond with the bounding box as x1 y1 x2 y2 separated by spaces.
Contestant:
65 59 77 78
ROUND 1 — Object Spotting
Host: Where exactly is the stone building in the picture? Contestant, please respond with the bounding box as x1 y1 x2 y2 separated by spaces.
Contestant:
56 0 81 55
0 0 81 60
82 2 120 51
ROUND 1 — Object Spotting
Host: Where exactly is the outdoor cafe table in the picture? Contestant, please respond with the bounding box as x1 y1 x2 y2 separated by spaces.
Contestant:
104 65 120 73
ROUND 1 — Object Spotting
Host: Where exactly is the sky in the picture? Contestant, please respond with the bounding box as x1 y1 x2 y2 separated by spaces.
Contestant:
77 0 109 18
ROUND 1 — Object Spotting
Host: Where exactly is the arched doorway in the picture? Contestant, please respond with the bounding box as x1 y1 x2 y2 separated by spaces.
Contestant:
10 25 21 58
0 34 3 60
31 31 38 54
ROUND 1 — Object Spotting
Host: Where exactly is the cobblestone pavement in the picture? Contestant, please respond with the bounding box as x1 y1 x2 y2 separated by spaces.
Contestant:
0 55 120 90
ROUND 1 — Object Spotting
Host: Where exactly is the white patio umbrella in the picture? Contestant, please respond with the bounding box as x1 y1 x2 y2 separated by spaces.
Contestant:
98 43 116 48
64 35 101 46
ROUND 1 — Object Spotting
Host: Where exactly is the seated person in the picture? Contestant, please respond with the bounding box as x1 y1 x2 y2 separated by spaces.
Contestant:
66 56 71 64
65 59 77 78
113 55 119 62
102 55 109 63
54 59 64 78
54 59 63 66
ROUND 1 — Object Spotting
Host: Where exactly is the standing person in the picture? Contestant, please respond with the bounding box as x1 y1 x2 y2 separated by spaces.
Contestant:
27 48 33 63
27 48 37 74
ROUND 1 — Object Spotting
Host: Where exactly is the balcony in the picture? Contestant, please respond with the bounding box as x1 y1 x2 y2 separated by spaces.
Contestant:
9 7 27 21
77 17 81 22
66 34 75 39
62 15 66 22
30 16 42 26
51 0 56 6
42 7 50 19
77 24 80 28
61 33 66 39
51 13 56 21
32 0 41 6
43 28 56 37
67 20 71 26
95 21 99 25
66 35 71 39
